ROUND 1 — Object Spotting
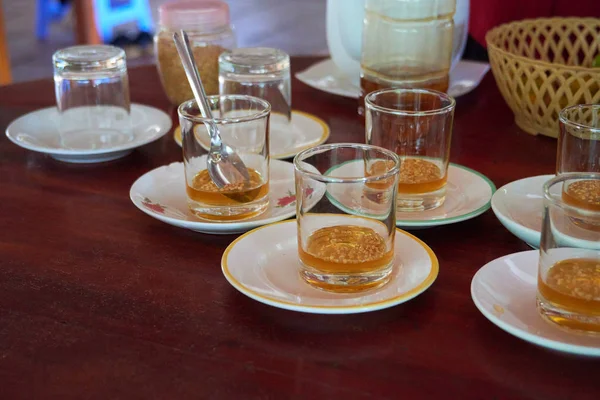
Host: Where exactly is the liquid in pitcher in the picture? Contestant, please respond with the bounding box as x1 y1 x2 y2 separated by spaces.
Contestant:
359 0 456 114
360 65 450 113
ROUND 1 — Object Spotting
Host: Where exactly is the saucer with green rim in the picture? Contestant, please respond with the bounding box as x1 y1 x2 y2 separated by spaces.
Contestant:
325 161 496 229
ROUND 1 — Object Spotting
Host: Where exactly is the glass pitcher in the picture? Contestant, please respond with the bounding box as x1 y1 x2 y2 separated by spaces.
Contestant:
359 0 456 113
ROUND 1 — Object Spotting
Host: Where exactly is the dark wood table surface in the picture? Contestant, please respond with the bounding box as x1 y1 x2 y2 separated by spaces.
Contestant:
1 57 598 399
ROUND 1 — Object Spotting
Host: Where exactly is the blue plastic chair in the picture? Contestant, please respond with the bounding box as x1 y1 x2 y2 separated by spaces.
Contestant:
37 0 153 42
36 0 70 40
94 0 153 42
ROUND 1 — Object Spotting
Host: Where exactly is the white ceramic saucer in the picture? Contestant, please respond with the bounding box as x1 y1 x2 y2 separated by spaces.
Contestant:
6 104 172 163
325 162 495 229
295 58 359 98
491 175 552 248
492 174 600 249
173 110 329 159
130 160 324 235
222 219 439 314
471 250 600 357
296 58 491 99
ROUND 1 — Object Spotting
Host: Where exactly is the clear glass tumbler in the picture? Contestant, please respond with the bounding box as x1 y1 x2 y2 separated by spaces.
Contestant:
53 45 131 149
219 48 291 124
178 95 271 220
537 173 600 334
557 104 600 174
294 143 400 292
365 88 456 211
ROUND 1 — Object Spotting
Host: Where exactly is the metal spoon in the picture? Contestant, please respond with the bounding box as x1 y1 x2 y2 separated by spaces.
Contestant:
172 30 250 188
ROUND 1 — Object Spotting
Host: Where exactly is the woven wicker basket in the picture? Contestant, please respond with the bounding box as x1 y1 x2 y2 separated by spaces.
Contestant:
486 18 600 138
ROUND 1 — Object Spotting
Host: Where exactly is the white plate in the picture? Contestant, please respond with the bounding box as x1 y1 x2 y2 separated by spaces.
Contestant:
492 175 600 249
296 58 359 98
222 219 439 314
6 104 172 163
173 110 330 159
325 162 495 229
491 175 552 248
130 160 324 235
471 250 600 357
296 58 491 99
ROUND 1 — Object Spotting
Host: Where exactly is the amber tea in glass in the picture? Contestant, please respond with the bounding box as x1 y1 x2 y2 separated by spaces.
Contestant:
365 88 455 211
186 168 270 221
537 173 600 334
562 179 600 212
178 95 271 220
557 104 600 175
294 143 400 292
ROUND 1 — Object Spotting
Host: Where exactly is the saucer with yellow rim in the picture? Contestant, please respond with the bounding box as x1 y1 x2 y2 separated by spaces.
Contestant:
221 219 439 314
173 110 329 159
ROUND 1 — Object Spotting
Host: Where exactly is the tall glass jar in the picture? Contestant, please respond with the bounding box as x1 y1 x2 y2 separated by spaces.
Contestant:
155 0 236 106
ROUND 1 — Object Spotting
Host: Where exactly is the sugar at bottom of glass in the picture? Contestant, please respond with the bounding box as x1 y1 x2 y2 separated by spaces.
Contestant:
297 215 395 291
538 248 600 333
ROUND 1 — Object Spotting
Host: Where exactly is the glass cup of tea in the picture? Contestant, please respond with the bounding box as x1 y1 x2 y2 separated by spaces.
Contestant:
178 95 271 220
293 143 400 292
365 88 456 212
53 45 132 149
557 104 600 174
537 173 600 334
219 48 291 124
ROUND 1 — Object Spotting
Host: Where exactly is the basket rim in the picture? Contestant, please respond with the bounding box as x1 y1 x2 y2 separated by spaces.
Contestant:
485 17 600 72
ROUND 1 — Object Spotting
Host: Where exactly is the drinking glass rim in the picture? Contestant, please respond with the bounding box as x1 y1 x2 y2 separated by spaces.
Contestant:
543 172 600 215
178 95 271 124
365 88 456 116
53 45 126 73
218 47 290 74
293 143 401 184
558 104 600 132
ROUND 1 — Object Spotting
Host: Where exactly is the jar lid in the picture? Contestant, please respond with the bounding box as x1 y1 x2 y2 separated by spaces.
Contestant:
158 0 230 32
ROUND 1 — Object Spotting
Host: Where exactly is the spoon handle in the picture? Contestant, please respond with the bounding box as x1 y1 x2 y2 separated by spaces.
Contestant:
172 30 216 124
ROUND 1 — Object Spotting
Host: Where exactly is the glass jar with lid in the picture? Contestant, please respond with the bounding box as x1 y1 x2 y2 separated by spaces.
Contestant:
155 0 236 106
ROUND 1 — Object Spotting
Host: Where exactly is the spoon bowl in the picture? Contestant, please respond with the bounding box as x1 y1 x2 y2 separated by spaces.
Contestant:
173 30 250 188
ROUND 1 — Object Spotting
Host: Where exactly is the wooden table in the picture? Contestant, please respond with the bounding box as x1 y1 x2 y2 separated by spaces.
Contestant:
0 58 597 399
